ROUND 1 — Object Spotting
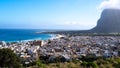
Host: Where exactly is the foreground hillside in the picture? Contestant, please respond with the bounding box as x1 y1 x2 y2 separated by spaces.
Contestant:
30 57 120 68
1 35 120 68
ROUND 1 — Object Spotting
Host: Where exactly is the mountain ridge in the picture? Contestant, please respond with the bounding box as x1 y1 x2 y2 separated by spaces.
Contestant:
91 9 120 33
40 9 120 34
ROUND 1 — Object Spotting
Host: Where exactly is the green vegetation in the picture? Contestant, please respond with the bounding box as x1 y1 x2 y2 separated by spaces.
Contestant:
1 48 120 68
30 56 120 68
0 48 21 68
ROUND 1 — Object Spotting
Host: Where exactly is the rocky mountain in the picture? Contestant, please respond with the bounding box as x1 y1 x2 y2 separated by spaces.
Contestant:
91 9 120 33
41 9 120 34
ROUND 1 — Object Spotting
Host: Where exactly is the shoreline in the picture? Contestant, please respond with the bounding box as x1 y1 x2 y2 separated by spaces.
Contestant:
2 34 63 43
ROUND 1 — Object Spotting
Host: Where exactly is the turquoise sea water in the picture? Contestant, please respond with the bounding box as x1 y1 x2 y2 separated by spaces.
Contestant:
0 29 52 42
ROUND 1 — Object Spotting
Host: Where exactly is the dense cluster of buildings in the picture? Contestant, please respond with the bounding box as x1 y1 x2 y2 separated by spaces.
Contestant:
0 40 41 64
0 35 120 63
40 36 120 59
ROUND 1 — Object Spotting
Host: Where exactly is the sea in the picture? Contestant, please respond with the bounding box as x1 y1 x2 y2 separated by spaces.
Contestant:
0 29 53 42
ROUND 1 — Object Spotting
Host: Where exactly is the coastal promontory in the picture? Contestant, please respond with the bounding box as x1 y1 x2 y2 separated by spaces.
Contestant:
91 9 120 33
38 9 120 34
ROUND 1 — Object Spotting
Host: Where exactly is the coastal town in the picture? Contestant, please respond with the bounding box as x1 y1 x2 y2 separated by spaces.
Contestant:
0 34 120 64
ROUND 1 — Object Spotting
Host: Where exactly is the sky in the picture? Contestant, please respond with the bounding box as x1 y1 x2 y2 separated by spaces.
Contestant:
0 0 119 30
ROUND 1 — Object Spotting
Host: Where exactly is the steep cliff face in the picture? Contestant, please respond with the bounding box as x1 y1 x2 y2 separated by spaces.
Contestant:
91 9 120 33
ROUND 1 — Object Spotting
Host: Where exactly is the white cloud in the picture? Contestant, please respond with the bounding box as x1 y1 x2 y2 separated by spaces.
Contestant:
55 21 96 30
64 21 79 25
59 21 94 26
99 0 120 10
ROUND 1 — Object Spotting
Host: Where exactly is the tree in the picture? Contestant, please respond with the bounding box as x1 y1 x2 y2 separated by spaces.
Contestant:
0 48 21 68
81 62 98 68
36 59 46 68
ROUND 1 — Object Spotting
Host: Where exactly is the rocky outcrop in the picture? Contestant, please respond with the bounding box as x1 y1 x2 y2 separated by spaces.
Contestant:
91 9 120 33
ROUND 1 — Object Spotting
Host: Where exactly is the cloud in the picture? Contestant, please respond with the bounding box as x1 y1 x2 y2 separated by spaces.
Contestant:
58 21 92 26
64 21 78 25
99 0 120 10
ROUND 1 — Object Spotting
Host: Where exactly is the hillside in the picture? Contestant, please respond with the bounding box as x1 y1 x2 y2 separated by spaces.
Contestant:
40 9 120 34
91 9 120 33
